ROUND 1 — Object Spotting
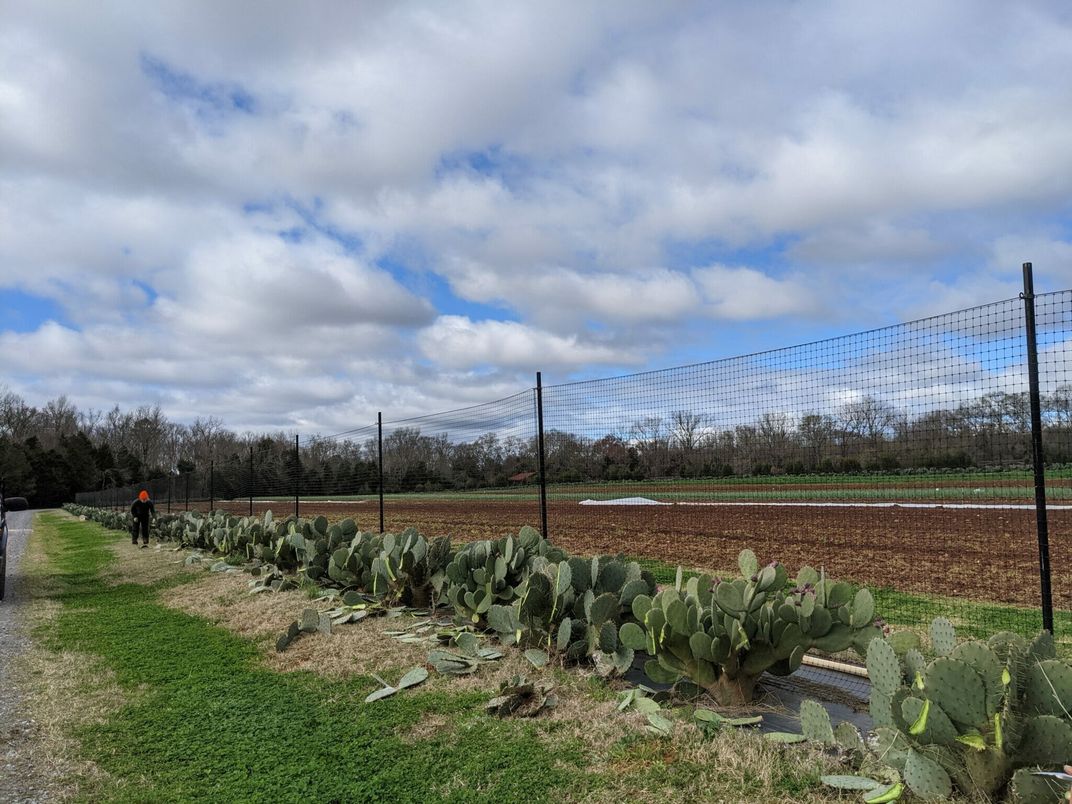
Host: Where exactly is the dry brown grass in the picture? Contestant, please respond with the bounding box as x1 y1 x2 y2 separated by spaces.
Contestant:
535 674 647 757
100 540 202 587
397 710 452 743
570 726 851 804
10 518 127 800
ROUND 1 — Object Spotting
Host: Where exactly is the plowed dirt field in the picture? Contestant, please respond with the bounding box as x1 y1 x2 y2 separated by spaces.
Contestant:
198 497 1069 612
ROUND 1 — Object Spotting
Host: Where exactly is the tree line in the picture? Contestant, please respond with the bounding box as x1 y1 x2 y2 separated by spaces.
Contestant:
7 385 1072 507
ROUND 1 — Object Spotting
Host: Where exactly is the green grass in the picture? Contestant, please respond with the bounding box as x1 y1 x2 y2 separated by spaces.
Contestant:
237 467 1070 504
33 513 590 802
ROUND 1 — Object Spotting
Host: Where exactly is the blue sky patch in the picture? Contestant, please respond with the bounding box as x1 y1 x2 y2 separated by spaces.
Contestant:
436 146 537 193
0 289 69 333
140 53 257 118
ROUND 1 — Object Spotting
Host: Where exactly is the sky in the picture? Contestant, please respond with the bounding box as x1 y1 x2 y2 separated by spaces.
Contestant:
2 1 1072 434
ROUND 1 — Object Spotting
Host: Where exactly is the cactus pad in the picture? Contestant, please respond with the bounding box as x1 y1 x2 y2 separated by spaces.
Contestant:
929 617 956 656
1024 658 1072 717
872 726 911 770
799 699 835 744
901 695 958 746
1008 767 1066 803
950 641 1004 716
643 658 681 685
738 548 758 579
833 721 866 756
619 622 647 651
631 594 653 621
300 608 319 633
925 657 986 727
904 748 952 800
867 638 903 696
904 648 927 683
715 582 744 616
1026 630 1056 662
850 588 875 628
819 775 883 790
1016 714 1072 765
870 688 895 728
986 631 1027 662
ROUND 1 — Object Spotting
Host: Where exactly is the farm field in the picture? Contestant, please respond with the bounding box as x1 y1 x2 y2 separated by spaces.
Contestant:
222 469 1072 503
193 496 1071 625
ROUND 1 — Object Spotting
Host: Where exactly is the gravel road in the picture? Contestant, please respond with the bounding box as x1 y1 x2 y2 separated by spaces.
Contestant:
0 511 55 803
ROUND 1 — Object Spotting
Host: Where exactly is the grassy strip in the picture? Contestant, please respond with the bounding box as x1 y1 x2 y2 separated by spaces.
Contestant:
246 486 1067 503
235 467 1072 504
32 513 846 803
33 513 584 802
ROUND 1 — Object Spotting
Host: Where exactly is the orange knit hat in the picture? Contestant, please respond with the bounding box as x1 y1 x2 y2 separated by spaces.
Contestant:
139 490 149 501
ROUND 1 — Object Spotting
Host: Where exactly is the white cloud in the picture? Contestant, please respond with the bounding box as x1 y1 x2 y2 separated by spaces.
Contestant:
694 266 823 321
2 1 1072 430
418 315 637 371
155 232 433 339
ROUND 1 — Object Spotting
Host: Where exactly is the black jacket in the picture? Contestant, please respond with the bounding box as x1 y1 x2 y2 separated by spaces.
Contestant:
131 499 156 521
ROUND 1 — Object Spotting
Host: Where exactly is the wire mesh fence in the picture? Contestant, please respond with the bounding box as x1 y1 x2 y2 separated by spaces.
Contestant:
74 286 1070 650
542 292 1069 647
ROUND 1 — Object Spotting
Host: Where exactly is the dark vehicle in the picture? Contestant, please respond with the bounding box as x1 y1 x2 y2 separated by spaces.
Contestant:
0 496 7 601
0 494 26 600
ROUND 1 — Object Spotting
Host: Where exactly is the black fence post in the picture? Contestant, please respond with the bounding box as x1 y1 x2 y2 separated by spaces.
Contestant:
184 474 190 512
249 445 254 517
378 412 385 534
294 435 300 519
209 461 215 513
536 371 549 541
167 475 172 514
1021 262 1054 634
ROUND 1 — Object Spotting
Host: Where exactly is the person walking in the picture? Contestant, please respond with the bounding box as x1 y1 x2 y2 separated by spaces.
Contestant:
130 490 155 548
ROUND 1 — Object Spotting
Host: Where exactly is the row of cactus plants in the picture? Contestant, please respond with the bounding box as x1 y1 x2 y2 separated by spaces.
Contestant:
67 504 452 608
65 504 882 705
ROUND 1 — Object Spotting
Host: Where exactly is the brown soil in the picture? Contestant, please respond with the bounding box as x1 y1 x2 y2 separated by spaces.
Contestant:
182 497 1072 613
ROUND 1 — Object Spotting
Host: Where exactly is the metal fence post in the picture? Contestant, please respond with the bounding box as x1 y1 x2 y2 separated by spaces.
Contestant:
536 371 549 540
378 412 385 534
167 475 172 514
249 445 254 517
294 435 300 518
209 461 215 513
1021 262 1054 633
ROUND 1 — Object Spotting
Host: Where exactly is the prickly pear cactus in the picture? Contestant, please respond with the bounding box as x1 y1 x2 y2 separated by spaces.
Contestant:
482 546 655 676
622 549 882 705
862 618 1072 800
446 526 561 625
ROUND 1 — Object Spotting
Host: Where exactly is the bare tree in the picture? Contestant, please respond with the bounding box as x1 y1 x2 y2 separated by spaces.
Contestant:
631 416 668 478
840 396 896 455
757 411 792 467
0 388 36 441
798 413 835 469
38 396 79 449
